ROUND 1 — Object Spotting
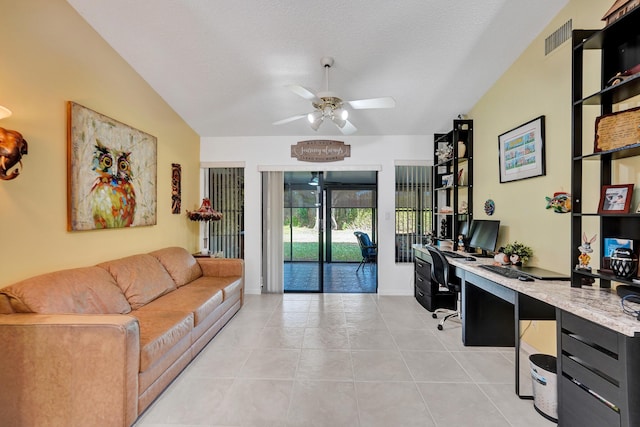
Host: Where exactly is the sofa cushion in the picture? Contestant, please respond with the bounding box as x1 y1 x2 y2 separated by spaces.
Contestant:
0 267 131 314
188 276 243 300
137 286 223 326
98 254 177 310
149 247 202 287
130 310 194 372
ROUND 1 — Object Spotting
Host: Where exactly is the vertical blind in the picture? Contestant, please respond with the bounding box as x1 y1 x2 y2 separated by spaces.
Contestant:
207 167 245 258
395 165 432 263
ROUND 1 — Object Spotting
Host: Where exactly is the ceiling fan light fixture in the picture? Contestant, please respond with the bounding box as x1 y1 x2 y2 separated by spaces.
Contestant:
307 110 322 123
309 116 323 131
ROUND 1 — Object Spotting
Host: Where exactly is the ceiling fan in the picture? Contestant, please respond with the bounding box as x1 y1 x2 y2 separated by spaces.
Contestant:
273 57 396 135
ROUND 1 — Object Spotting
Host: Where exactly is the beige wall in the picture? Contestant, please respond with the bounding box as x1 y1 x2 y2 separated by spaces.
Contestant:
0 1 200 287
469 0 612 353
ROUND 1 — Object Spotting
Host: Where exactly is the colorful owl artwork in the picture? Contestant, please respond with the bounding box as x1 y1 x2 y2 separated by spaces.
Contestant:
90 140 136 228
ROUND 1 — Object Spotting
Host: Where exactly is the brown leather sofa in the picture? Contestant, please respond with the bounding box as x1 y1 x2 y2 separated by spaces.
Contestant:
0 246 244 427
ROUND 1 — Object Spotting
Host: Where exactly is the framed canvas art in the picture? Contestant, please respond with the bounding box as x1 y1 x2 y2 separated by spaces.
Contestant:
67 102 157 231
498 116 546 183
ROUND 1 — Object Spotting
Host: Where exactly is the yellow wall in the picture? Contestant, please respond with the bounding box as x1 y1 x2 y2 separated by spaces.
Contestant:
0 1 200 287
469 0 612 354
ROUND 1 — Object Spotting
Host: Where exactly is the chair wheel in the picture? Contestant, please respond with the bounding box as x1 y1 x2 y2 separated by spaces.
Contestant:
432 313 438 319
437 324 443 331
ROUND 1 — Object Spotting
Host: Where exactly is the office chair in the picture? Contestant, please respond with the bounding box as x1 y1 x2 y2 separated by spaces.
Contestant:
426 245 461 330
354 231 377 272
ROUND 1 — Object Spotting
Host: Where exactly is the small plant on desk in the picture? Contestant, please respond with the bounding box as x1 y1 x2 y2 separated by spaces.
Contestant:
503 241 533 266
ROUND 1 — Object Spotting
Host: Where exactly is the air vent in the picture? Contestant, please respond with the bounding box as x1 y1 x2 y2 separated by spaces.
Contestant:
545 19 572 55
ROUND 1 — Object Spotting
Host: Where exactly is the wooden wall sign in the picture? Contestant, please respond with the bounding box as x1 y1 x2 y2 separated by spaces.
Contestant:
291 140 351 162
594 106 640 152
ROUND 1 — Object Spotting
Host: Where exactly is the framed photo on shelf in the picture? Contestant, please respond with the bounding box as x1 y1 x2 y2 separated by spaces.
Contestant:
498 116 545 183
598 184 634 214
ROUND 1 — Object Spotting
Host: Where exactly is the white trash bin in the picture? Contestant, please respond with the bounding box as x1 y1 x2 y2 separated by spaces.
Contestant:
529 354 558 423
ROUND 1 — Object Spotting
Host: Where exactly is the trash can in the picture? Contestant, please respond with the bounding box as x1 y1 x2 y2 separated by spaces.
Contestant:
529 354 558 423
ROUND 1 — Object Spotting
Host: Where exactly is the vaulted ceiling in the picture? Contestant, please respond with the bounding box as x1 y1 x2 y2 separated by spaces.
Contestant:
66 0 568 137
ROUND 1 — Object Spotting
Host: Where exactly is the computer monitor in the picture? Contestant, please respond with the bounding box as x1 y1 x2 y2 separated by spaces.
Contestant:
468 220 500 256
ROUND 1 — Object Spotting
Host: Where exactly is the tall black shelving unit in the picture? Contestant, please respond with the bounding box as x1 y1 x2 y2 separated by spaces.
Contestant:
562 9 640 427
571 8 640 289
433 119 473 250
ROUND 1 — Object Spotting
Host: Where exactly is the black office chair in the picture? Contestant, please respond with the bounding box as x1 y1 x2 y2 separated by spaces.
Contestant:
354 231 377 272
426 245 461 330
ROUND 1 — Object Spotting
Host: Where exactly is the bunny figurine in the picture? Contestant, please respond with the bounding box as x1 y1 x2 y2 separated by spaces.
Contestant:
577 232 596 270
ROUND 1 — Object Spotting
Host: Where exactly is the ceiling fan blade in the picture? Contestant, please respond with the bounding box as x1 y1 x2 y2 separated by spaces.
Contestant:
272 114 307 126
287 84 320 102
339 120 357 135
347 97 396 109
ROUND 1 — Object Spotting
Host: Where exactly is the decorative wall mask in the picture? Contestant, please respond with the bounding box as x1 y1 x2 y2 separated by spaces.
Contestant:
0 127 28 180
171 163 181 214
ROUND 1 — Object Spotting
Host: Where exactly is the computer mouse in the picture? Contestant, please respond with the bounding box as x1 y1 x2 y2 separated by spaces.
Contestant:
465 256 476 261
518 275 534 282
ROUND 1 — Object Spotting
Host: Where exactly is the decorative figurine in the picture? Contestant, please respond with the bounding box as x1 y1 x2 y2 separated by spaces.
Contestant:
545 192 571 213
457 234 465 252
494 249 510 265
577 233 597 271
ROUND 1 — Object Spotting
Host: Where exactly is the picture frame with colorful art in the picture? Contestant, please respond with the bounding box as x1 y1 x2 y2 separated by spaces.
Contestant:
498 116 546 183
67 102 157 231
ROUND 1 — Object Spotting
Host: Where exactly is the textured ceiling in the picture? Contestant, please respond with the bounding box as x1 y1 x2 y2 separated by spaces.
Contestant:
66 0 568 137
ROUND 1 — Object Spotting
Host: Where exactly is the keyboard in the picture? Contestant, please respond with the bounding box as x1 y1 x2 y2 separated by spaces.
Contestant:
479 264 523 279
442 250 467 259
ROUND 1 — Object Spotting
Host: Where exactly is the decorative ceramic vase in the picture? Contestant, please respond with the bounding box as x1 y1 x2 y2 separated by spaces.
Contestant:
610 247 638 279
458 141 466 158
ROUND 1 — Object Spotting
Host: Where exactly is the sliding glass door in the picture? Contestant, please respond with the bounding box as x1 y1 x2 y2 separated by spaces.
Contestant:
284 173 324 292
283 171 377 293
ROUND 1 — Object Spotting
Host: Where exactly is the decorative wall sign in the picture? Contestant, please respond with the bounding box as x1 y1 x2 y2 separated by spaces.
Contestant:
291 140 351 162
67 102 157 231
594 106 640 152
498 116 545 183
171 163 181 214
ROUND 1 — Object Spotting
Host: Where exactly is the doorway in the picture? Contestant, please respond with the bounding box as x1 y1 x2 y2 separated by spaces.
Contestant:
283 171 377 293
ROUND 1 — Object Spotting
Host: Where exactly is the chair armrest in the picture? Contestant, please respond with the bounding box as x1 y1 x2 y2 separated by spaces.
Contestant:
197 258 244 277
0 314 140 427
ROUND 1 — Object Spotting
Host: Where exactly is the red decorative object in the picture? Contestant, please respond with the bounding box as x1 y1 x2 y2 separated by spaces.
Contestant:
187 198 222 221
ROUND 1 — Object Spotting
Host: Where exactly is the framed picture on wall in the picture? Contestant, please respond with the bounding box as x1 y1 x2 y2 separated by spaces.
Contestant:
598 184 634 214
498 116 546 183
67 102 158 231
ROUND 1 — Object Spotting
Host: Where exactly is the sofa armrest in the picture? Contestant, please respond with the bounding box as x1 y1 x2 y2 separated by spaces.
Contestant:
0 314 140 427
197 258 244 277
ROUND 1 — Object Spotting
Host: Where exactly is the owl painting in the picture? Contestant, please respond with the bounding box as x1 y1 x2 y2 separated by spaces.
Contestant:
68 102 156 232
90 140 136 228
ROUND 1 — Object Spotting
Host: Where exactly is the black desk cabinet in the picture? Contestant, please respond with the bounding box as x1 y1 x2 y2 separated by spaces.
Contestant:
414 254 456 312
558 310 640 427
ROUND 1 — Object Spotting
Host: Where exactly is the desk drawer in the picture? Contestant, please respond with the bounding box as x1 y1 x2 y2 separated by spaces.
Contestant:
414 259 431 278
560 375 620 427
561 311 618 355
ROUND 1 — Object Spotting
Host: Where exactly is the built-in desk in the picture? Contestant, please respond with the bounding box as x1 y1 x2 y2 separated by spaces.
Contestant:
414 247 640 427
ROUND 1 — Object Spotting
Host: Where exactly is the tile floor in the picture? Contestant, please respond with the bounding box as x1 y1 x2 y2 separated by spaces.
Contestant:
134 294 555 427
284 262 377 293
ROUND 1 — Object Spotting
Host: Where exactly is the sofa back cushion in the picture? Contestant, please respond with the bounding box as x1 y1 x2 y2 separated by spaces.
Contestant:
149 247 203 287
98 254 177 309
0 266 131 314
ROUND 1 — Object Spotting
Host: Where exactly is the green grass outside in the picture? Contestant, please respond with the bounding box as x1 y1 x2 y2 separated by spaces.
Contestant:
283 242 361 262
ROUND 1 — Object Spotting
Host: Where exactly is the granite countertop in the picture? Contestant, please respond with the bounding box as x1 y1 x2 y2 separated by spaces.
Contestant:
414 246 640 337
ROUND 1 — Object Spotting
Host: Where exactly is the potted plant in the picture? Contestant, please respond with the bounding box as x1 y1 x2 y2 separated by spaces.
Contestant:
503 241 533 266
